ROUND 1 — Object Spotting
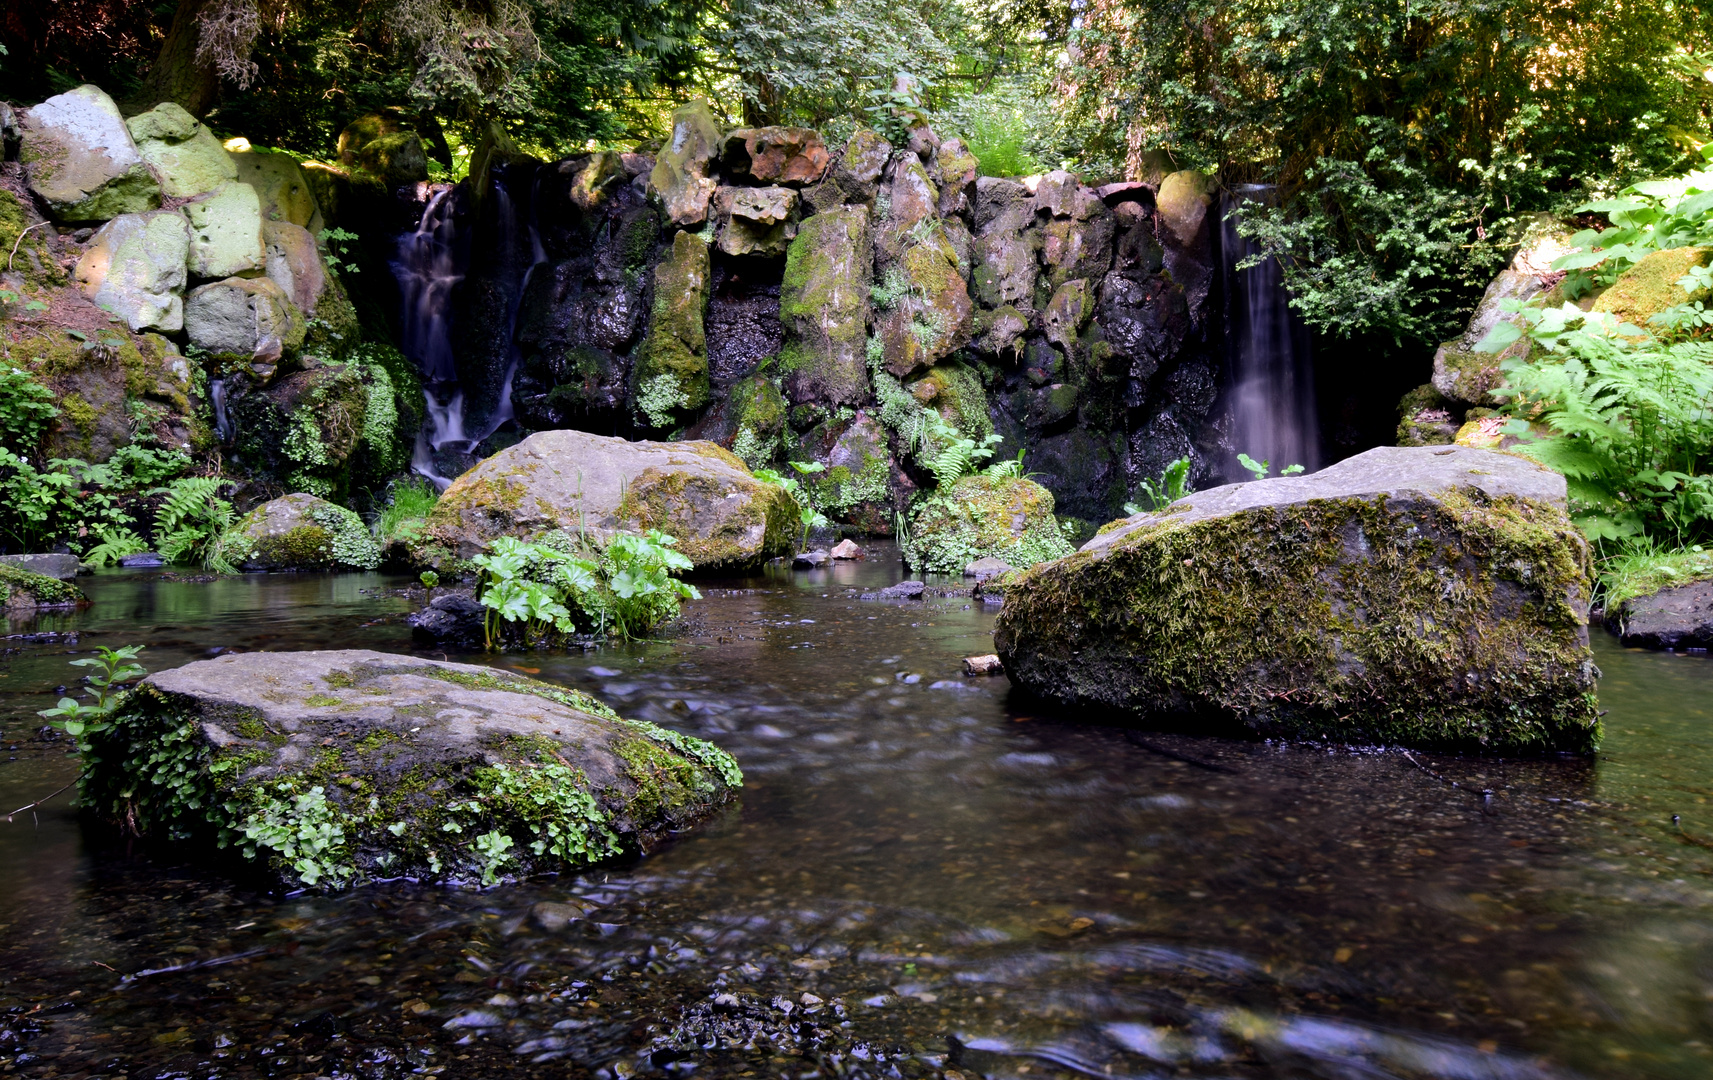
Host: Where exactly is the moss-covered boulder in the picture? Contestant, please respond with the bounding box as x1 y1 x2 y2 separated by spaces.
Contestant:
875 237 974 379
1607 579 1713 651
1395 383 1458 447
0 563 85 611
6 325 203 462
905 475 1073 574
83 650 741 890
1431 270 1546 409
632 231 711 429
127 102 238 199
424 428 796 570
994 445 1599 752
779 207 872 406
72 210 191 332
230 147 322 230
647 99 723 227
1592 246 1713 327
798 410 895 531
228 359 380 497
20 85 161 221
231 493 381 571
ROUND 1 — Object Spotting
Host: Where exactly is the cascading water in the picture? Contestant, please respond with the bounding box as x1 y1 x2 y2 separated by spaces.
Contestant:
391 166 548 488
1220 186 1320 477
394 187 466 488
208 377 235 444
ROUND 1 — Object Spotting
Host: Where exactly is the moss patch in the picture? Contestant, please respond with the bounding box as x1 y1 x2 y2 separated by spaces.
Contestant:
906 475 1073 573
1592 246 1713 327
0 564 85 608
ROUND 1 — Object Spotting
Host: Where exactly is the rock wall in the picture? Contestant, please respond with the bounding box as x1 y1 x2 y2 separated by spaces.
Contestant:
409 100 1229 530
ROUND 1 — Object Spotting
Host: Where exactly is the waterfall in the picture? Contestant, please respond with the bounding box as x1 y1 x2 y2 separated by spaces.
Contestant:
209 377 235 444
394 187 465 488
1220 186 1320 478
475 170 549 444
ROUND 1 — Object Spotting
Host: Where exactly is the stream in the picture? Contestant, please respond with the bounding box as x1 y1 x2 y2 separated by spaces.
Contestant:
2 553 1713 1079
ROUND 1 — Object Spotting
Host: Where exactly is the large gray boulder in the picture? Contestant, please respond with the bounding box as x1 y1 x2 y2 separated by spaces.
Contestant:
126 102 237 199
72 210 191 331
184 276 305 367
20 85 161 221
83 650 741 890
424 428 797 569
994 446 1601 752
0 553 83 582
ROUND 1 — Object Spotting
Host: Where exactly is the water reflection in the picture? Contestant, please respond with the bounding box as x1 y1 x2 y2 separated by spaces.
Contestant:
1 562 1711 1078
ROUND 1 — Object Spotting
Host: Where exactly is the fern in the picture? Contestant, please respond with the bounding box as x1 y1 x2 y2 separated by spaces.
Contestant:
150 477 241 573
83 527 149 568
920 410 1003 487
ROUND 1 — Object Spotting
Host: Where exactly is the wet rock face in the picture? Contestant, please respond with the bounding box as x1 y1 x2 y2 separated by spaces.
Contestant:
721 128 830 186
995 446 1601 752
83 649 741 890
779 207 872 407
424 428 796 569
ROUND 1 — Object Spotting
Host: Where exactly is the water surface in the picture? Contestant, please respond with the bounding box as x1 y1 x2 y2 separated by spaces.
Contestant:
2 557 1712 1079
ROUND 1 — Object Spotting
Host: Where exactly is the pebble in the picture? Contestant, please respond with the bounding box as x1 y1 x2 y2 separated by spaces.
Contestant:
963 654 1004 676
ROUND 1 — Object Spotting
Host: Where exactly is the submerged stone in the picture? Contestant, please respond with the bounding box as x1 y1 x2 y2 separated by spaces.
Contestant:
424 428 797 570
83 650 741 890
994 446 1600 752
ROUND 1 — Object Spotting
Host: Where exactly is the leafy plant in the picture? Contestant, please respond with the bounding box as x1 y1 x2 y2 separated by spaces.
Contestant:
376 476 439 544
83 526 149 568
1548 159 1713 299
1125 457 1193 514
470 532 700 648
1237 454 1306 481
0 366 58 452
318 227 363 274
420 569 439 604
151 476 242 573
37 646 147 753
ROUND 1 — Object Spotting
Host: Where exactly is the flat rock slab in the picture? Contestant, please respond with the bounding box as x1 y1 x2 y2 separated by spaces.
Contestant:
1609 580 1713 650
85 650 742 890
996 446 1601 752
424 429 795 570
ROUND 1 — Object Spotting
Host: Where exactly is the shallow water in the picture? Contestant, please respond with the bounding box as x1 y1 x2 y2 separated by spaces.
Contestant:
2 556 1713 1080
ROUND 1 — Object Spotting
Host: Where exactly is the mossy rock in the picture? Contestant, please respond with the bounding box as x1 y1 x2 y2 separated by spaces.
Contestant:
993 446 1599 752
632 231 711 429
232 493 381 571
905 475 1074 574
83 650 741 890
0 563 86 611
228 359 372 498
778 208 871 406
1395 383 1458 447
1430 269 1545 409
424 428 796 570
1591 246 1713 327
4 325 198 462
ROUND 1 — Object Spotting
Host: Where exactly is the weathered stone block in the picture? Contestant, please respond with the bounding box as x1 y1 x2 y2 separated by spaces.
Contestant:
73 210 191 331
21 84 160 221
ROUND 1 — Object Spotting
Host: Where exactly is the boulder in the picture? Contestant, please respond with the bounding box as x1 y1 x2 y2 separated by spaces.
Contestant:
931 139 978 217
648 99 723 227
721 127 829 186
263 220 329 315
126 102 237 198
184 276 305 368
779 208 872 406
1607 579 1713 650
231 148 321 229
1041 210 1115 290
231 493 382 571
1592 246 1713 328
1152 169 1216 310
905 475 1074 574
632 231 711 427
1395 384 1458 447
338 115 429 189
874 156 939 266
1431 270 1546 409
564 151 627 212
20 85 160 221
424 428 797 569
0 553 83 581
994 445 1600 752
83 649 741 889
964 556 1015 580
802 129 890 213
798 410 894 531
1605 579 1713 650
876 240 974 378
0 562 84 610
73 210 191 331
831 539 864 560
185 180 266 278
714 185 798 257
407 592 486 648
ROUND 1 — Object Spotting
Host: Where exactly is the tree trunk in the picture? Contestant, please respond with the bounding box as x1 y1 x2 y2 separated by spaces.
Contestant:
129 0 219 118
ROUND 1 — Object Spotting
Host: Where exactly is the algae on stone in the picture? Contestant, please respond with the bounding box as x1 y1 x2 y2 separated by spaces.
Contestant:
779 208 873 406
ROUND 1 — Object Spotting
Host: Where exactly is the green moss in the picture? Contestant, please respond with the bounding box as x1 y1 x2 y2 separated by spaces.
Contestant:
994 488 1599 752
615 467 796 568
305 694 343 708
905 475 1074 573
632 231 711 427
325 669 357 689
410 665 624 720
0 564 84 608
1592 246 1713 326
615 736 707 818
